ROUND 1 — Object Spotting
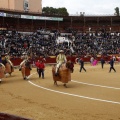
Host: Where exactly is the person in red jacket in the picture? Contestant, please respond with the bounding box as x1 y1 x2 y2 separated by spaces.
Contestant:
38 60 45 79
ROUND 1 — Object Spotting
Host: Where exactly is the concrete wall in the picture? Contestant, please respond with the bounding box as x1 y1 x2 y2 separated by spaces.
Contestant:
9 0 15 10
0 0 42 13
29 0 42 13
14 0 24 11
0 0 9 9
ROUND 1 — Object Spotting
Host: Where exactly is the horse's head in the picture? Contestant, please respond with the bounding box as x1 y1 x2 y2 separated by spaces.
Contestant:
66 61 74 73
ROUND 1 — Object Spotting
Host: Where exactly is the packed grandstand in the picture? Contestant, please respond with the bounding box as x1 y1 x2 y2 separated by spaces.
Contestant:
0 7 120 64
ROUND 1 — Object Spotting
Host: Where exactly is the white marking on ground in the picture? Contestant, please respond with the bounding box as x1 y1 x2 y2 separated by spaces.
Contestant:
28 80 120 105
71 80 120 90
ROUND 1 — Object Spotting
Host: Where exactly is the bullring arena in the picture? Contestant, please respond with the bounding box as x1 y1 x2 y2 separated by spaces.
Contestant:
0 0 120 119
0 62 120 120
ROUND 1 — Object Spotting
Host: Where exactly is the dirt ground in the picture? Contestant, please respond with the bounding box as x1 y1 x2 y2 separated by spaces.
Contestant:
0 63 120 120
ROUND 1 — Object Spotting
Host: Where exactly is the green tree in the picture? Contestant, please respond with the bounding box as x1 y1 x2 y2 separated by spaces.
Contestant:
42 7 69 16
114 7 119 16
58 7 69 16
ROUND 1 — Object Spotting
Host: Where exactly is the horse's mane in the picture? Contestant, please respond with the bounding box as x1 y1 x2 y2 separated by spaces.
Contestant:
65 61 74 73
66 61 71 68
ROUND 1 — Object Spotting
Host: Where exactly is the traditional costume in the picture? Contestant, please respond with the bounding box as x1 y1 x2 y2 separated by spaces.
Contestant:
55 50 67 76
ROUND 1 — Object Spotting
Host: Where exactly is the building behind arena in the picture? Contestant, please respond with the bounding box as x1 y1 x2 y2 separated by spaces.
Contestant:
0 0 42 13
0 0 120 33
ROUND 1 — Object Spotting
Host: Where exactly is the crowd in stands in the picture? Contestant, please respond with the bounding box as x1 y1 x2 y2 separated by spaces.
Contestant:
0 28 120 59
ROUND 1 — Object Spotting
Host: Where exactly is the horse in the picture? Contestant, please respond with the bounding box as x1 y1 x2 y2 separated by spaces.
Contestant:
20 59 32 80
1 57 14 77
0 63 5 82
52 61 74 87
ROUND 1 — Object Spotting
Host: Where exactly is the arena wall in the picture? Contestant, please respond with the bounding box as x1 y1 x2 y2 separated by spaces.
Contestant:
0 0 42 13
1 0 15 9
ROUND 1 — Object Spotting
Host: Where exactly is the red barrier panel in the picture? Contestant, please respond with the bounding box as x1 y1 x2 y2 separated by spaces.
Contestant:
10 55 118 66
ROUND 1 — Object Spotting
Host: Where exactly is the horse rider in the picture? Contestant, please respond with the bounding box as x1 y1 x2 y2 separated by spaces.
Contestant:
55 50 67 76
1 54 7 66
1 53 13 76
19 52 29 71
21 52 28 60
19 55 32 80
5 53 14 67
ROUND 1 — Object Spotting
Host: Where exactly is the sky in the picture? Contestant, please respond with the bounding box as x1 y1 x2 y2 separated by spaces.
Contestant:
42 0 120 15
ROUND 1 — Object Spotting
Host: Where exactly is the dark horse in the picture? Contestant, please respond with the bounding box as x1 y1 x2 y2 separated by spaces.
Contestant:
1 57 14 77
20 59 32 80
52 61 74 88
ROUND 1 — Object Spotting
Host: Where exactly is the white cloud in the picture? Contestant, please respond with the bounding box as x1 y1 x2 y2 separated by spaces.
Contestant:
42 0 120 15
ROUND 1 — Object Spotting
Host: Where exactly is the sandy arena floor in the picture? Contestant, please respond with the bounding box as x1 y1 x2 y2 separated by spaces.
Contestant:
0 63 120 120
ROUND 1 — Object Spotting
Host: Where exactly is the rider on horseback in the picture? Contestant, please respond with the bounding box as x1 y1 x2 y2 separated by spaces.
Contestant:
55 50 67 76
1 53 14 77
19 52 28 70
5 53 13 67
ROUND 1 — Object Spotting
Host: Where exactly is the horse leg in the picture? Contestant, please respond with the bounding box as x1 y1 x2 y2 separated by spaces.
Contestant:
54 81 58 86
9 72 11 76
63 83 67 88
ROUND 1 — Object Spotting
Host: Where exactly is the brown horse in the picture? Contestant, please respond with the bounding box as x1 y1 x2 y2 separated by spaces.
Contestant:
0 63 5 82
1 58 14 77
52 61 74 87
5 62 14 76
20 60 32 80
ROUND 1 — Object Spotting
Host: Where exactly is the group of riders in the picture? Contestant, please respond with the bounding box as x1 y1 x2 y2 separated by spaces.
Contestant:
0 52 32 82
0 53 14 82
0 50 74 84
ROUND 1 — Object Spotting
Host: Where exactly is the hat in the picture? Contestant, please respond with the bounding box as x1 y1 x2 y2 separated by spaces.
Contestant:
22 52 27 55
59 50 64 53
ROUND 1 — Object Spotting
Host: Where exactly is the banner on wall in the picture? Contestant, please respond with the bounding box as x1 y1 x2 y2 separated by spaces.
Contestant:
6 13 21 18
21 15 33 19
0 12 63 21
0 12 4 16
33 16 63 21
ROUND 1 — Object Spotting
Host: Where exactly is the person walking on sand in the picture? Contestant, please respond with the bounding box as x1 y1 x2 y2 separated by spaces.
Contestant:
109 57 116 73
78 58 86 72
100 57 105 69
38 60 45 79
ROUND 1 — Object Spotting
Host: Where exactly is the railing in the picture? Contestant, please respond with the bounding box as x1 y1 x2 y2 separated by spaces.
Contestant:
10 55 119 66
